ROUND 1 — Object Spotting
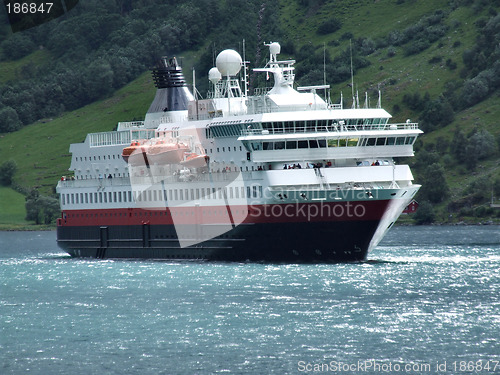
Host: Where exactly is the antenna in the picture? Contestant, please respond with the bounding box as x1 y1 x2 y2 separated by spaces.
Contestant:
323 42 328 102
242 39 249 97
212 42 216 67
323 42 327 86
377 84 382 108
350 39 354 103
192 68 197 100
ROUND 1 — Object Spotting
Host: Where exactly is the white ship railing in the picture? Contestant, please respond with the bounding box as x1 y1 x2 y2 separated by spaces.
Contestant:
240 122 419 136
57 172 256 189
88 129 156 147
117 121 145 130
58 177 133 188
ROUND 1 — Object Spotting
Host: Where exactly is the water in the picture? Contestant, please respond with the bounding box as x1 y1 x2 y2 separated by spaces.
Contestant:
1 226 499 374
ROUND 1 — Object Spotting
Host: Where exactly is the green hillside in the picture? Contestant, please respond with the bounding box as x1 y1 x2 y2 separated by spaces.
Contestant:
0 72 155 193
0 0 499 226
0 186 27 225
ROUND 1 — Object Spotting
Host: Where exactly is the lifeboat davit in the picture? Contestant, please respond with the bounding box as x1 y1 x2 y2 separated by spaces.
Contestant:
147 140 190 164
122 141 150 166
180 152 210 169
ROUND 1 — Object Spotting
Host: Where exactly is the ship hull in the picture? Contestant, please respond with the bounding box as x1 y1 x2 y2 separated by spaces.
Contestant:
57 220 380 262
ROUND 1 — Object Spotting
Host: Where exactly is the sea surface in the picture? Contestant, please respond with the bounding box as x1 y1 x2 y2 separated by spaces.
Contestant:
1 226 499 374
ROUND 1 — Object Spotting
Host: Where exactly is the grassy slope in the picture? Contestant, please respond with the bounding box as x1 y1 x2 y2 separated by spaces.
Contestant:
0 72 155 195
0 49 52 84
0 186 27 224
0 185 55 229
281 0 475 118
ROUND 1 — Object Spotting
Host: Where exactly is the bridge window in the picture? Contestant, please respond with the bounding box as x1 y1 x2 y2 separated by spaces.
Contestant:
376 138 386 146
273 122 284 133
347 138 359 147
298 140 308 149
274 141 285 150
284 121 294 132
286 140 297 149
306 121 316 131
387 137 396 145
317 120 328 130
405 136 416 145
328 139 338 147
309 140 318 148
367 138 376 146
396 137 406 145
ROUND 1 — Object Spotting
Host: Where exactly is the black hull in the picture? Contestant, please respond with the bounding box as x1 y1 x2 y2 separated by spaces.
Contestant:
57 220 380 262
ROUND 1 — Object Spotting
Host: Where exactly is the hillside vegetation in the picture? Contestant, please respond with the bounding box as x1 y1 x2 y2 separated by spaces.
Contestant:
0 0 499 225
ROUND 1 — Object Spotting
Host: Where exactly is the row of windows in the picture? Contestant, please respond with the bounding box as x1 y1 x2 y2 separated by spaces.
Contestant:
157 185 263 202
75 154 122 162
206 123 249 138
250 136 416 151
62 185 263 206
208 145 243 154
261 119 389 133
62 191 134 206
205 119 392 138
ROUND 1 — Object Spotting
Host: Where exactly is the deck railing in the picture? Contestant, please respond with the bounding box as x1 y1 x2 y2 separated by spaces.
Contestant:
240 122 419 136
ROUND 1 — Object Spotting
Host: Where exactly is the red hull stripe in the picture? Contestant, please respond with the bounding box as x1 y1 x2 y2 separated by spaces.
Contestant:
59 201 390 227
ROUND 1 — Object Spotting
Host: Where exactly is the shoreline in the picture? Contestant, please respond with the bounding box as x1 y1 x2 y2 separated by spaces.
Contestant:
0 224 55 231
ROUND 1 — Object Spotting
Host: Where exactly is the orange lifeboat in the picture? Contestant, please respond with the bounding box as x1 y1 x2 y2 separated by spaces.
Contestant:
147 140 190 164
180 152 210 168
122 141 150 166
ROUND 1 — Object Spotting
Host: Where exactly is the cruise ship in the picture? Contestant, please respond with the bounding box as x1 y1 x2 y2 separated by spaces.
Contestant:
56 42 422 262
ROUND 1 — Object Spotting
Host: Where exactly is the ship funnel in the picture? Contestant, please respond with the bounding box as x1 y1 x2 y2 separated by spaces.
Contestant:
151 57 187 88
144 56 195 128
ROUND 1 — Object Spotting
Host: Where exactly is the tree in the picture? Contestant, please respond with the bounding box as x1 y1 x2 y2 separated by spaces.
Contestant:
25 190 60 225
0 160 17 186
316 18 342 35
418 162 449 203
419 96 454 132
450 127 467 163
464 129 497 170
0 33 36 60
413 201 435 225
0 107 22 133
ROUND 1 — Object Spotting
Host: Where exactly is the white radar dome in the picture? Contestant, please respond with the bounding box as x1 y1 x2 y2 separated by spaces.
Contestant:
269 42 281 55
208 67 222 84
216 49 242 77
